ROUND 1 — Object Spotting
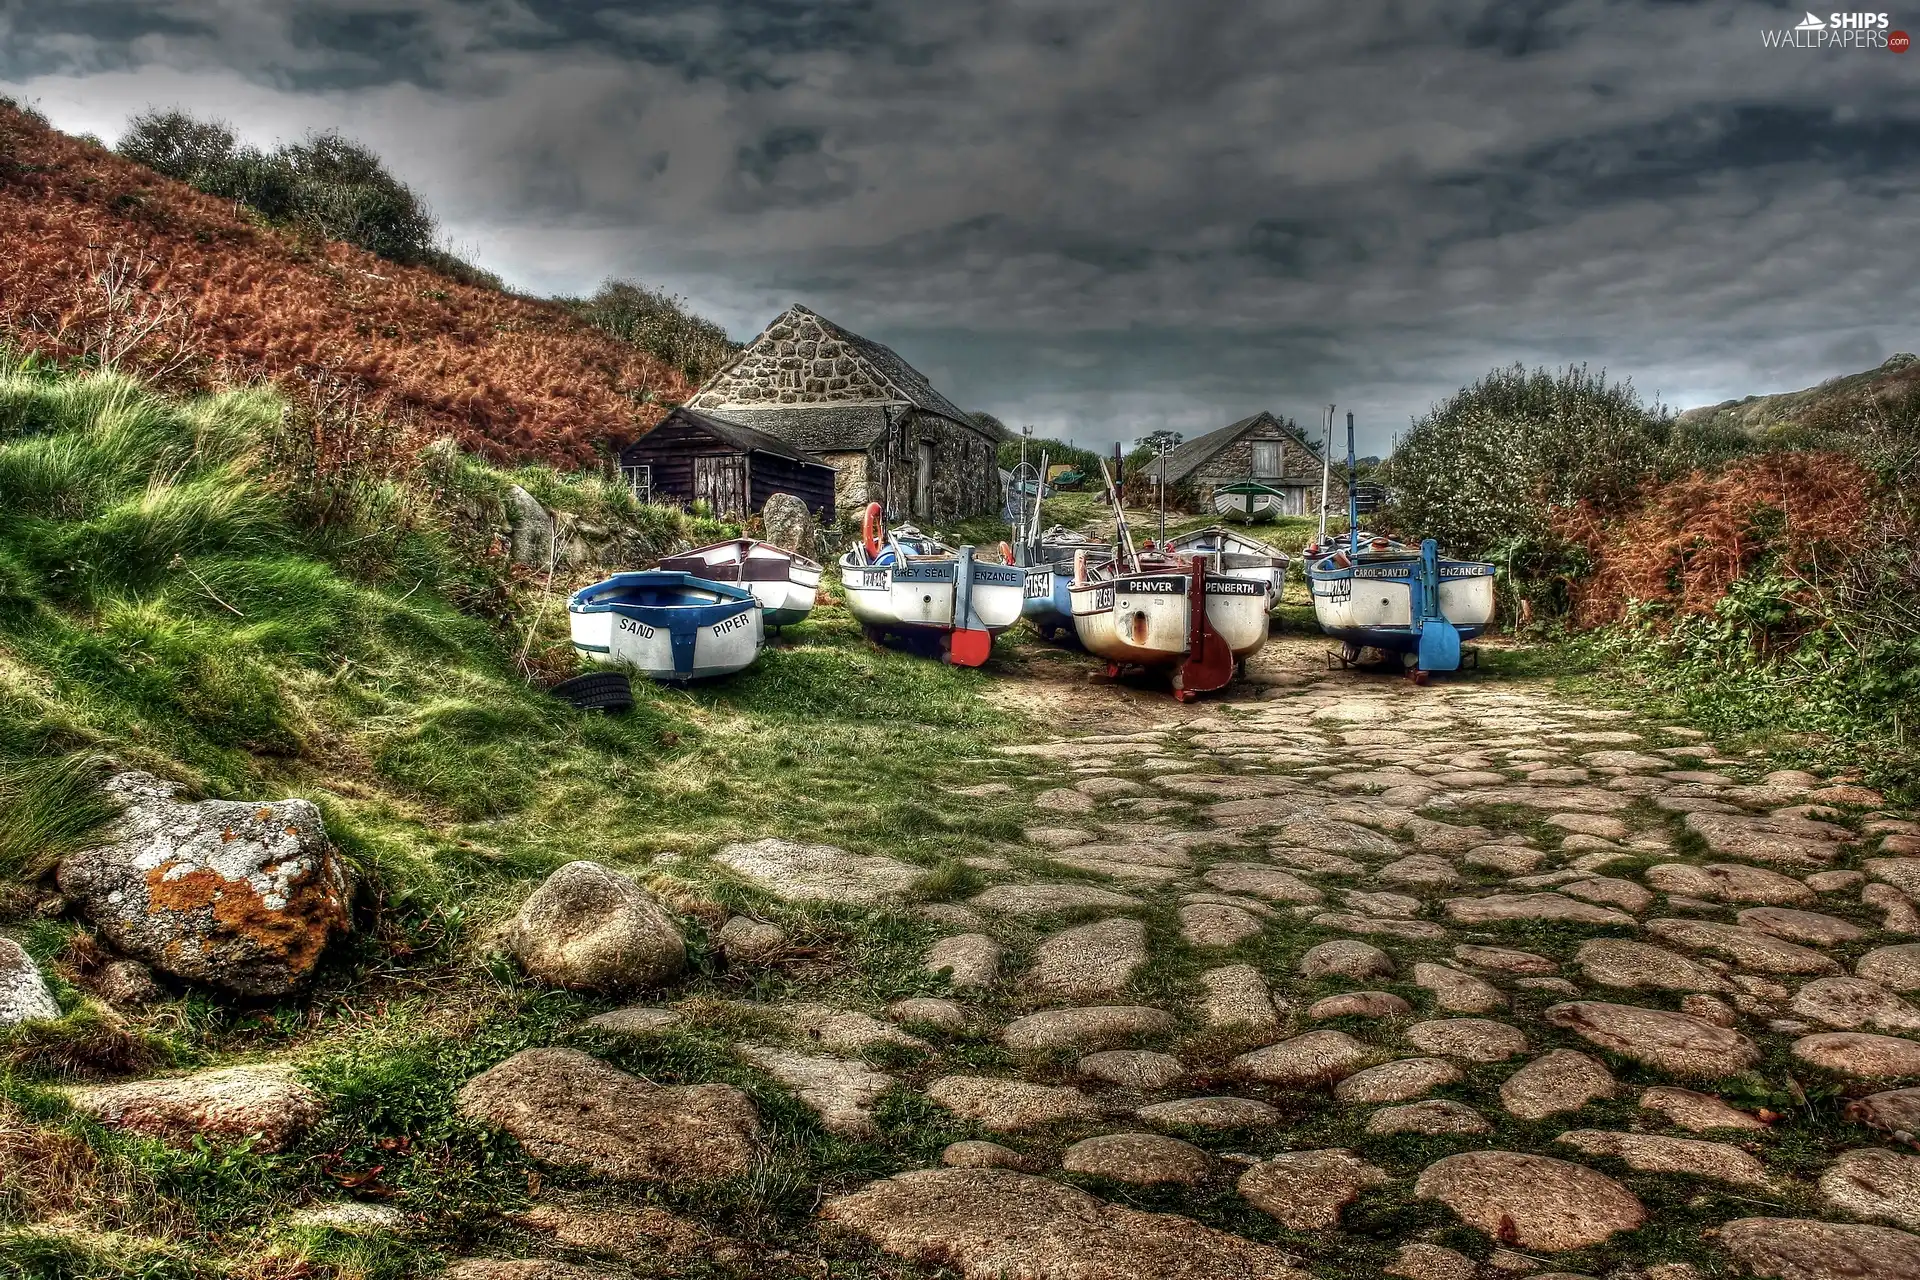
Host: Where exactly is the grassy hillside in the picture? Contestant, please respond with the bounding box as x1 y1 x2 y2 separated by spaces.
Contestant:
1678 351 1920 440
0 103 689 467
0 363 1057 1279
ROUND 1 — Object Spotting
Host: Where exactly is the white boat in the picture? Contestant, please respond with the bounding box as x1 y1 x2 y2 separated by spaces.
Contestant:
1160 525 1289 601
569 572 764 681
658 538 822 628
1068 553 1268 699
838 505 1026 667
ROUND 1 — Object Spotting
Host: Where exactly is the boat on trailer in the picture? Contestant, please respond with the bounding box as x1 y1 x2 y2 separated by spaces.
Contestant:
1305 410 1495 678
569 572 765 681
1066 462 1269 700
658 538 822 628
1158 525 1288 604
838 504 1026 667
1212 479 1288 522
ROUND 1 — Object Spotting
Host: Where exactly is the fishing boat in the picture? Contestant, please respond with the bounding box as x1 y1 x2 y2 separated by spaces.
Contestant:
1020 526 1115 641
658 538 822 628
1159 525 1288 602
1305 410 1496 677
1066 463 1268 699
1212 479 1287 522
838 504 1026 667
569 572 765 681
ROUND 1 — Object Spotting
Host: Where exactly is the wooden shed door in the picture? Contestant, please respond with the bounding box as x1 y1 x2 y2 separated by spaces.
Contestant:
694 454 748 517
914 441 934 517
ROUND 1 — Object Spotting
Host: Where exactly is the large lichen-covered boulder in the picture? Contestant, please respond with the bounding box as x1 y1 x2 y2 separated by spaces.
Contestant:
506 861 685 993
760 492 821 557
57 773 353 996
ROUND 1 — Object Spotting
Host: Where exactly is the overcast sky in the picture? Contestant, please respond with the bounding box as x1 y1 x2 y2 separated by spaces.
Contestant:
4 0 1916 452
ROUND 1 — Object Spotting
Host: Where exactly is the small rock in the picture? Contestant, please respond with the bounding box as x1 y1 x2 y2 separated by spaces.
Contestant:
777 1002 930 1055
1231 1030 1372 1085
67 1063 322 1153
1136 1095 1281 1129
1387 1243 1476 1280
1718 1216 1920 1280
1791 977 1920 1033
969 883 1141 915
508 1201 708 1260
925 1076 1100 1131
1377 855 1461 886
1202 864 1323 904
1465 844 1546 874
1001 1005 1175 1054
715 915 785 964
1560 876 1655 913
1575 939 1727 992
942 1140 1035 1169
1556 1129 1771 1185
1238 1148 1388 1229
1413 962 1506 1012
1821 1148 1920 1232
1646 862 1814 905
57 772 353 995
1300 939 1393 980
1405 1018 1527 1062
715 837 926 904
93 958 162 1007
925 934 1002 988
1062 1132 1210 1185
584 1006 681 1036
1500 1050 1615 1120
1078 1050 1185 1089
441 1262 605 1280
1682 993 1739 1027
507 862 686 993
1178 902 1264 948
736 1043 891 1135
1738 906 1868 947
1808 870 1867 893
1311 911 1447 940
887 997 968 1032
1791 1031 1920 1078
1310 991 1412 1020
1199 964 1282 1032
1859 944 1920 991
286 1202 409 1235
1443 893 1635 926
1549 813 1628 839
822 1168 1309 1280
1033 787 1096 814
1455 944 1556 974
1414 1150 1646 1251
456 1047 758 1181
0 937 59 1024
1545 1001 1758 1077
1335 1056 1463 1102
1846 1087 1920 1134
1025 918 1149 1000
1367 1099 1490 1134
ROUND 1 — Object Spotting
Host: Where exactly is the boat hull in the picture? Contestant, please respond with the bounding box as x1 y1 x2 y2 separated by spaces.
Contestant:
1204 576 1272 659
659 540 823 628
569 573 765 681
1214 490 1281 521
837 550 1025 665
1070 572 1190 665
1307 554 1495 654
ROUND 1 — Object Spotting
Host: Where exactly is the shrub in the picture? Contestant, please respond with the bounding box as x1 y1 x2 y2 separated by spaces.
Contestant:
567 280 738 385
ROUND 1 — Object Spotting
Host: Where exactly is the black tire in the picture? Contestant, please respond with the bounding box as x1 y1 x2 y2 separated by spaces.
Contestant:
551 671 634 712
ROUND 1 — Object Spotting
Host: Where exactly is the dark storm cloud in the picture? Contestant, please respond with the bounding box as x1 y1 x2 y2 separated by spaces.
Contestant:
3 0 1917 448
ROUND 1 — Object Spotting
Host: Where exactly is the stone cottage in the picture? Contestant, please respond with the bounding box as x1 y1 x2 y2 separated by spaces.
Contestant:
1158 411 1327 515
681 304 1002 522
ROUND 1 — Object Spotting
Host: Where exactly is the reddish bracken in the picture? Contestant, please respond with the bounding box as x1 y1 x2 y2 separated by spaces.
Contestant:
0 104 690 465
1553 451 1879 628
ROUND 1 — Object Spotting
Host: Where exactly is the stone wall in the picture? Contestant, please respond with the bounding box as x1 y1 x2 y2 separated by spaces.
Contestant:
1191 425 1324 490
823 451 870 511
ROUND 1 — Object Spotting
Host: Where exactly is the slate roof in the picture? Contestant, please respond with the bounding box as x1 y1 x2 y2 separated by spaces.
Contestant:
661 407 836 469
700 405 894 454
1160 411 1323 484
805 308 975 428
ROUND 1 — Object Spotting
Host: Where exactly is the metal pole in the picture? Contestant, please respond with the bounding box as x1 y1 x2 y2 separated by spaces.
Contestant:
1318 404 1334 546
1346 411 1359 558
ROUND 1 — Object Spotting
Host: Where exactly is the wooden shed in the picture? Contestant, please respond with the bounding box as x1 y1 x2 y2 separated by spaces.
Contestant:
618 406 837 518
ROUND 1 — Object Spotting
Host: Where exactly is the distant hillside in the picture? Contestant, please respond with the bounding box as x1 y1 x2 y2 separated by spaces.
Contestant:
0 103 691 465
1679 352 1919 438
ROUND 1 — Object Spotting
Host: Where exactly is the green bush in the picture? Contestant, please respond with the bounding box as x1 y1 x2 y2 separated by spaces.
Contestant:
565 280 738 384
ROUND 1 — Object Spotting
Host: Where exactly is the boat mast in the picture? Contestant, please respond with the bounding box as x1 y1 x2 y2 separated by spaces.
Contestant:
1318 404 1334 546
1346 411 1359 558
1030 450 1049 548
1100 459 1140 572
1156 438 1171 547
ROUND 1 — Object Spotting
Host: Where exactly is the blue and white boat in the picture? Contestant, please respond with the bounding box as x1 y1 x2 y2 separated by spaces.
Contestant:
1305 411 1495 675
838 506 1026 667
1019 526 1114 641
569 572 765 681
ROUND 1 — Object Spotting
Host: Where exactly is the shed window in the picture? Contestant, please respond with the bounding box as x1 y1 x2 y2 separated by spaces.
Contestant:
620 464 652 503
1251 442 1281 476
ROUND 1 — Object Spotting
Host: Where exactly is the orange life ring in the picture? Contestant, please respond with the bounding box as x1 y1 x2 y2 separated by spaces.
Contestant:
862 502 885 559
998 541 1014 565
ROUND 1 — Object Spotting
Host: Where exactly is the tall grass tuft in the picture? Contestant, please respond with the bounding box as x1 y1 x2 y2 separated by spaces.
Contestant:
0 755 117 879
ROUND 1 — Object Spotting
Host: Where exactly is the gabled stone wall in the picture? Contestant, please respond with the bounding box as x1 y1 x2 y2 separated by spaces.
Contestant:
691 311 892 408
